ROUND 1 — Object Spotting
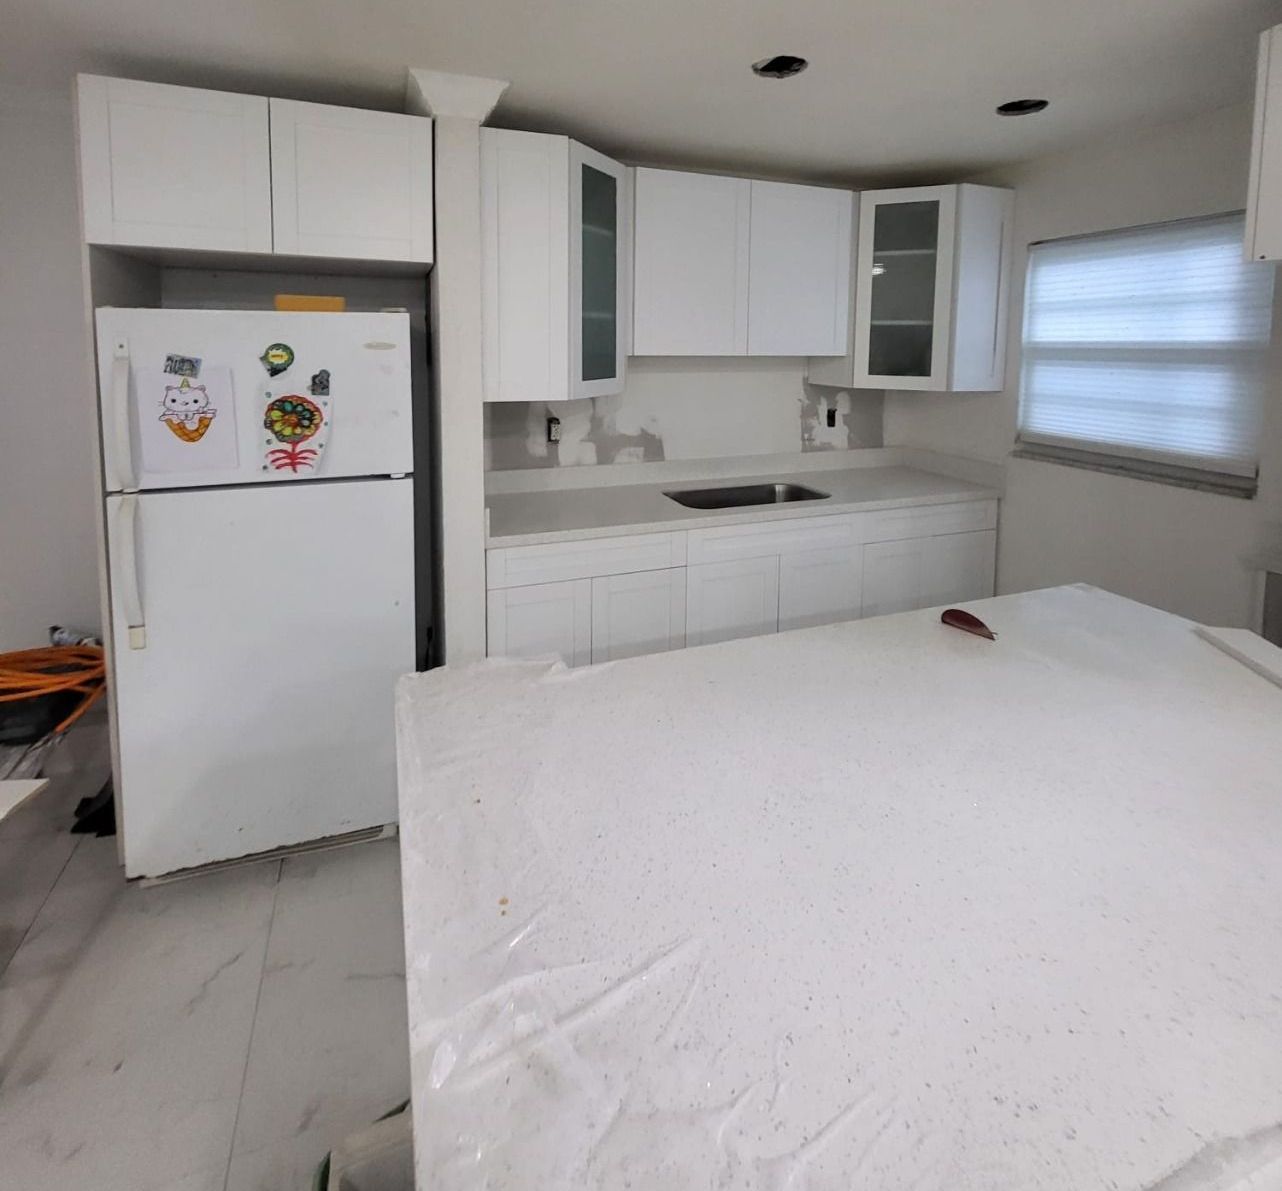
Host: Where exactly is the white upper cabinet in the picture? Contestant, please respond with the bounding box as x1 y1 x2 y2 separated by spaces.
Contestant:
77 75 272 252
809 183 1013 392
1247 23 1282 261
269 100 433 263
633 168 853 357
632 168 751 355
77 76 433 264
481 129 628 402
747 181 853 355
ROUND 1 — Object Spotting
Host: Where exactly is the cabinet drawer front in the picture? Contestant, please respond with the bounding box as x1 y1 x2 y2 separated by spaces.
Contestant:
862 499 996 544
488 532 686 589
686 514 859 565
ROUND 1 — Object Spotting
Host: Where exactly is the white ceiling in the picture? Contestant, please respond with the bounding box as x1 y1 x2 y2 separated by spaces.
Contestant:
5 0 1282 184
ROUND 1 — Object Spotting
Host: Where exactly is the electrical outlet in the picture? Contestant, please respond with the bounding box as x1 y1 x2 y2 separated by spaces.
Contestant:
547 416 561 443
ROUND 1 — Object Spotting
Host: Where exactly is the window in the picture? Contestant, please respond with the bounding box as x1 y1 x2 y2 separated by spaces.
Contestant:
1018 212 1274 489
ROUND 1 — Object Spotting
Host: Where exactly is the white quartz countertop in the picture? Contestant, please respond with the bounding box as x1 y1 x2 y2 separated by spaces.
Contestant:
396 585 1282 1190
486 464 998 546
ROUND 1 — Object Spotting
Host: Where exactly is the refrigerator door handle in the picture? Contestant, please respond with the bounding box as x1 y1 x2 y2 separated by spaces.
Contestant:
111 339 138 493
116 494 146 650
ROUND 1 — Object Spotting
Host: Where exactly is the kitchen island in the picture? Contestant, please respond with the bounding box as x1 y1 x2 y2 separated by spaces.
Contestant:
396 585 1282 1190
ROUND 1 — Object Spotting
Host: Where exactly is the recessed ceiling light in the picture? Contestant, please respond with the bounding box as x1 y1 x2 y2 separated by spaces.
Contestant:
996 98 1049 116
752 55 809 79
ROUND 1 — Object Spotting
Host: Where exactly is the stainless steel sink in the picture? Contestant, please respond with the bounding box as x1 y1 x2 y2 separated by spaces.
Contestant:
663 482 830 510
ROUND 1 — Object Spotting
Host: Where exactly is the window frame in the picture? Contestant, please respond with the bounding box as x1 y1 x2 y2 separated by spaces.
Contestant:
1015 210 1273 497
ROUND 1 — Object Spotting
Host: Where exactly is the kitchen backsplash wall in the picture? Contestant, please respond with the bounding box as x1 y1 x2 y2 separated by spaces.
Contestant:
485 357 883 469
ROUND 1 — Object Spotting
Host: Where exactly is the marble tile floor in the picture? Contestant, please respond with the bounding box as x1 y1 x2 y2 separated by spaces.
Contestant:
0 721 411 1190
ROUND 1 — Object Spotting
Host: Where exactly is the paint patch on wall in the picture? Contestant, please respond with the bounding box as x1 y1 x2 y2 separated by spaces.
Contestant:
800 385 881 452
484 360 883 470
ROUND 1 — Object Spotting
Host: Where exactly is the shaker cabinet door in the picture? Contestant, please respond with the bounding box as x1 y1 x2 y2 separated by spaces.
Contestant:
632 168 751 355
77 75 271 252
778 546 863 632
591 568 686 662
486 580 592 667
747 181 852 355
270 99 433 263
685 557 779 647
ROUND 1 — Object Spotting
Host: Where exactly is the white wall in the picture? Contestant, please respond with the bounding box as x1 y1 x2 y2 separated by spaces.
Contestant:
885 102 1282 628
0 90 100 649
484 358 883 470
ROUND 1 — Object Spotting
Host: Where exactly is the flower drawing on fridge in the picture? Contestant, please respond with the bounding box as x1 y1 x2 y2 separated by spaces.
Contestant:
263 393 329 473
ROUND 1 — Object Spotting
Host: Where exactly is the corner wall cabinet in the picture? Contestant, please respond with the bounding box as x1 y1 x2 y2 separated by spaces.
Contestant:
485 499 997 665
77 75 433 264
808 183 1013 392
632 167 853 357
480 129 629 403
1248 23 1282 262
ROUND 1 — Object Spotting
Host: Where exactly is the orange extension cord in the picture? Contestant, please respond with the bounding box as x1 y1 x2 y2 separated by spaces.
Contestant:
0 645 107 736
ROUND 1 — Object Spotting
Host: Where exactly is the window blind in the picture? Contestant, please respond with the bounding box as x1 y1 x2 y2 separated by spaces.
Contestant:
1018 212 1274 479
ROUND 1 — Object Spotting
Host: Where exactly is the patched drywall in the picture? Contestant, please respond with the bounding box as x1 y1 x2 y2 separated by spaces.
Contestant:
485 357 882 469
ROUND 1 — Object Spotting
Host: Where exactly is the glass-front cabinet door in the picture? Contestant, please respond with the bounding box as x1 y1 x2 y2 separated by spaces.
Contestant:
853 185 957 389
569 142 628 399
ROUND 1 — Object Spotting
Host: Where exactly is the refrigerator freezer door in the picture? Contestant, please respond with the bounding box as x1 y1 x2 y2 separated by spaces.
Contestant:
105 478 414 877
96 309 413 491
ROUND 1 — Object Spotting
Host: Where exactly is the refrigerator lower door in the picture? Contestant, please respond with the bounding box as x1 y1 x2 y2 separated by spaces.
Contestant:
105 479 414 878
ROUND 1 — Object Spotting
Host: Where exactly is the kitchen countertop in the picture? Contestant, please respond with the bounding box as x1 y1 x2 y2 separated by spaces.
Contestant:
486 464 998 546
395 585 1282 1189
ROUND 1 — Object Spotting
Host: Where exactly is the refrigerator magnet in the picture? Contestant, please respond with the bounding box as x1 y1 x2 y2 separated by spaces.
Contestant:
262 393 331 475
309 369 330 396
259 343 294 376
163 353 201 378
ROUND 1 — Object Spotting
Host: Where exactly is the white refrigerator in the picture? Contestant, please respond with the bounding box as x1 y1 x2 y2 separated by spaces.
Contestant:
95 308 416 878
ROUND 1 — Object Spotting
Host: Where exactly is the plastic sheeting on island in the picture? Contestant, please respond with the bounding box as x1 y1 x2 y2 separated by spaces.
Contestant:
395 585 1282 1190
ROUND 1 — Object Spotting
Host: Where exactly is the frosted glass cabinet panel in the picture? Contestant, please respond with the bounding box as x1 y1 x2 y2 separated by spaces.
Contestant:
858 186 956 389
866 199 943 379
571 142 628 396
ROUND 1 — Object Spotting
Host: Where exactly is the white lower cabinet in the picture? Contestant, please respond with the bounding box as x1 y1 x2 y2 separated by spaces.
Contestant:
486 579 592 666
486 500 998 665
591 568 686 663
861 538 928 618
862 530 995 617
778 546 864 632
922 529 997 608
686 557 780 648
